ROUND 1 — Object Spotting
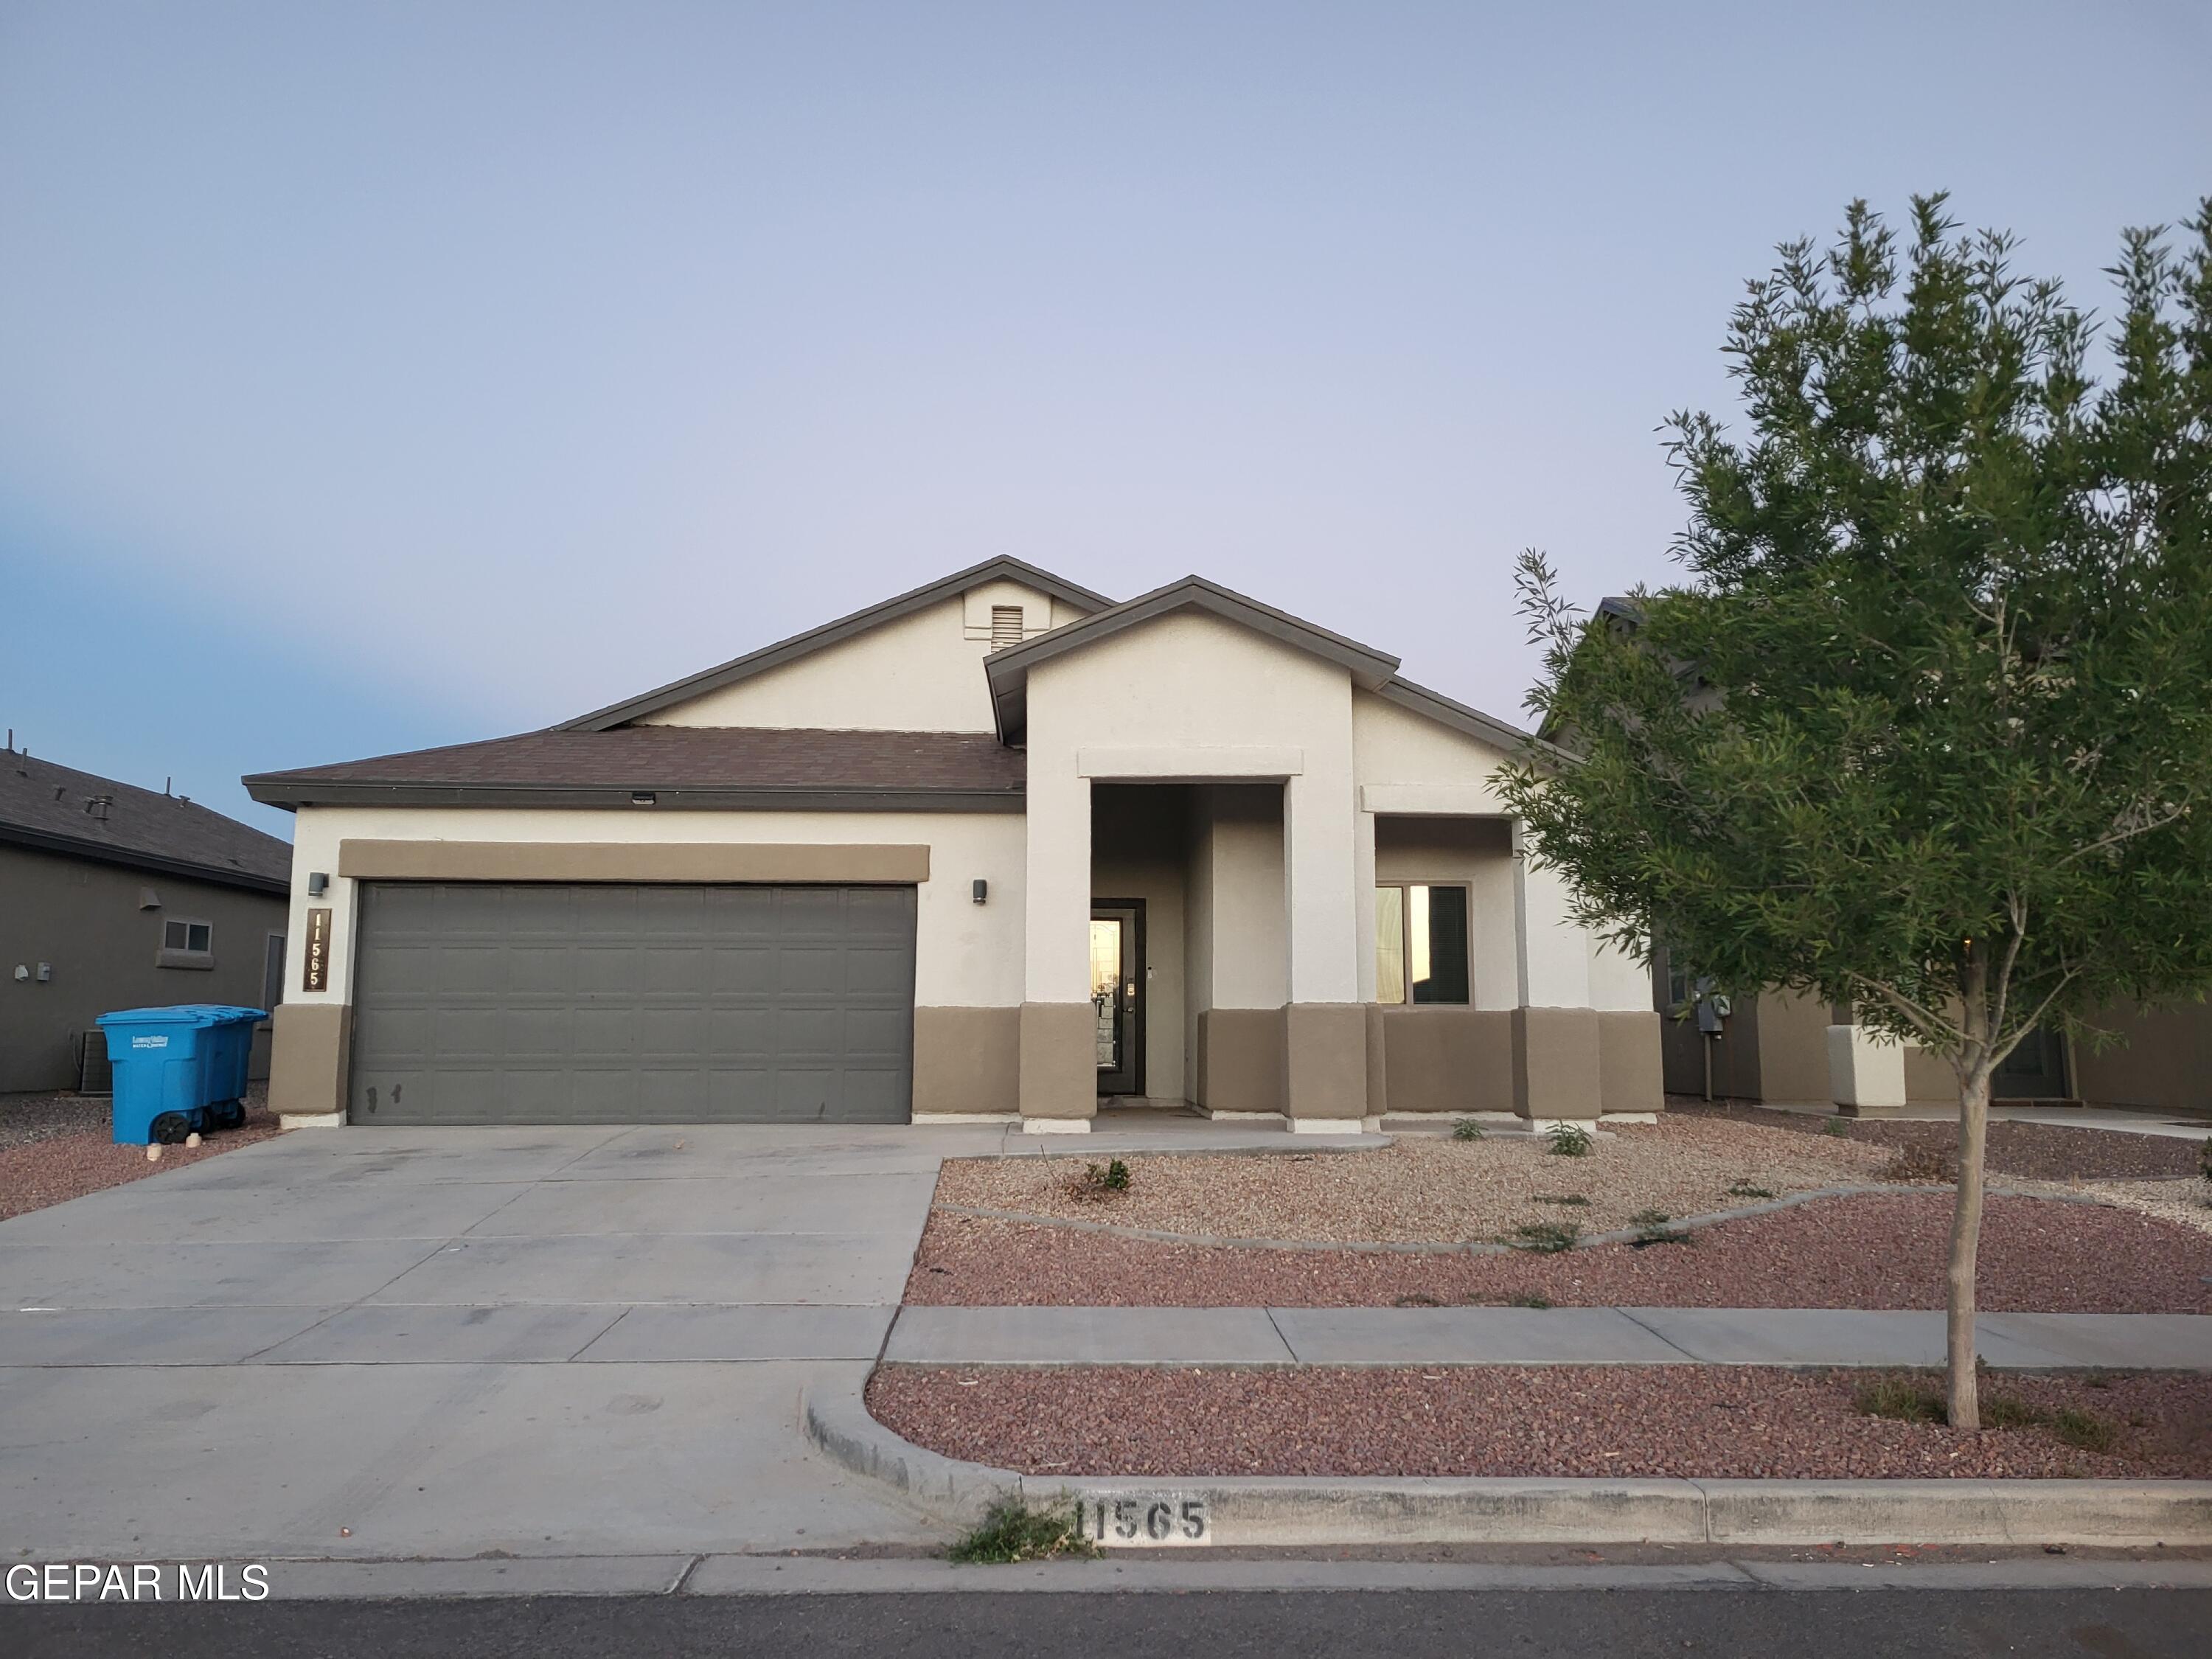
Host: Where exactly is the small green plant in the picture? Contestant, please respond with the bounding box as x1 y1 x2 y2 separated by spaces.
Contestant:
1534 1193 1590 1207
1083 1158 1132 1193
1725 1180 1775 1200
1980 1394 2044 1431
1854 1374 1947 1425
1545 1123 1593 1158
1629 1209 1692 1248
2050 1407 2119 1453
1393 1292 1442 1307
1510 1220 1581 1253
1451 1117 1485 1141
1630 1208 1671 1227
949 1497 1099 1565
1823 1118 1848 1137
1507 1293 1554 1310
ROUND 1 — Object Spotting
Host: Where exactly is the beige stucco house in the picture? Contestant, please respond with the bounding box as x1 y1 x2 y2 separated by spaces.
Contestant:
246 560 1660 1133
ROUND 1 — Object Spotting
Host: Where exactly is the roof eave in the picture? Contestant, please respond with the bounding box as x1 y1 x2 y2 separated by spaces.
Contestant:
241 781 1026 814
0 821 290 896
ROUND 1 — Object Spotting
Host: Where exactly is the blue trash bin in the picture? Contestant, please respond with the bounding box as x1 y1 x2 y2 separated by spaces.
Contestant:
201 1006 266 1130
99 1006 230 1145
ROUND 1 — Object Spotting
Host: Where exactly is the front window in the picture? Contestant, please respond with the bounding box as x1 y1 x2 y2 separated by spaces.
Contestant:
1375 883 1469 1004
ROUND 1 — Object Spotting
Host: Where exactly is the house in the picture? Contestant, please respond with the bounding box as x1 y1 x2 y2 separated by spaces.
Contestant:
1653 955 2212 1119
243 560 1662 1132
1 745 291 1093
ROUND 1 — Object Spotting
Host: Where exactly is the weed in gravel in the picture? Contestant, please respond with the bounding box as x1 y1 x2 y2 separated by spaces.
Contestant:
1888 1142 1959 1184
1452 1118 1485 1141
1393 1292 1443 1307
1823 1119 1848 1137
1630 1208 1671 1227
1507 1293 1554 1310
1545 1124 1594 1158
949 1498 1098 1565
1510 1220 1581 1253
1980 1394 2044 1431
1725 1180 1775 1200
1534 1193 1590 1207
1079 1159 1132 1194
1854 1374 1947 1425
2051 1408 2120 1453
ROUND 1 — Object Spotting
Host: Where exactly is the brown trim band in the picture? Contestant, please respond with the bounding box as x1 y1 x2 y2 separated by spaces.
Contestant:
336 840 931 883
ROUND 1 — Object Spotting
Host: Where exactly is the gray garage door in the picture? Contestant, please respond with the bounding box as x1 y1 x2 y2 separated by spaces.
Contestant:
348 883 916 1125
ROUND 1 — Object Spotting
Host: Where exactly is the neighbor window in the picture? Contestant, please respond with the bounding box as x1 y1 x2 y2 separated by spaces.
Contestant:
164 920 212 954
1375 883 1469 1004
990 605 1025 648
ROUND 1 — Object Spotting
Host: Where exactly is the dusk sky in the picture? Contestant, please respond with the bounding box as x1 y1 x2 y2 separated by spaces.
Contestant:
4 1 2208 835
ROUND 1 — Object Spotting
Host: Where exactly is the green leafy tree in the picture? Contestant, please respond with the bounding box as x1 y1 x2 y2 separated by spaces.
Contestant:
1502 196 2212 1427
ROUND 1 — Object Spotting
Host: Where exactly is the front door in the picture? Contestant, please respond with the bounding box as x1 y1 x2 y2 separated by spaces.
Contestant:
1994 1023 2070 1099
1090 901 1144 1097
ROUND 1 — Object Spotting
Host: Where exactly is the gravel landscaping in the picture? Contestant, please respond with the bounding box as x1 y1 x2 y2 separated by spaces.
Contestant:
869 1363 2212 1481
936 1116 1899 1246
1669 1099 2211 1183
905 1192 2212 1312
0 1085 279 1222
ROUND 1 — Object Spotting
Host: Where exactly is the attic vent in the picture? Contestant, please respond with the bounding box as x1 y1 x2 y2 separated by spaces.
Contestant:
86 794 112 821
990 605 1025 649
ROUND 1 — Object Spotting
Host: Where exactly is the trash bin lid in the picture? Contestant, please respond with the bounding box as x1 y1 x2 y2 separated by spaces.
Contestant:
97 1005 232 1028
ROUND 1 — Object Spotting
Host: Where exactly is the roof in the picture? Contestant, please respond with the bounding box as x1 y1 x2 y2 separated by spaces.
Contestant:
984 574 1405 741
557 556 1114 733
243 727 1026 813
0 748 291 894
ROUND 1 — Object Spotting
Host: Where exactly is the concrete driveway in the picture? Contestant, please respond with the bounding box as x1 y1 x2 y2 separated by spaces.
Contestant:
0 1122 1015 1561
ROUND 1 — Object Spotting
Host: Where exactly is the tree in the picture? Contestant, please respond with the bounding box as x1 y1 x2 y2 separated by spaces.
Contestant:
1501 195 2212 1427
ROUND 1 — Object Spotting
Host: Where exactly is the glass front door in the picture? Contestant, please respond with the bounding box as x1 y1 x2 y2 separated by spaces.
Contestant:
1090 902 1144 1096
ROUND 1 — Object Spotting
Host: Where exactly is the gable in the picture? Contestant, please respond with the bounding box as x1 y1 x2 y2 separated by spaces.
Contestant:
643 581 1075 733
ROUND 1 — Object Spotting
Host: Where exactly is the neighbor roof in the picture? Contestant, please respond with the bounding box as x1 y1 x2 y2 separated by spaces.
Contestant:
558 556 1114 733
0 748 291 894
243 728 1026 813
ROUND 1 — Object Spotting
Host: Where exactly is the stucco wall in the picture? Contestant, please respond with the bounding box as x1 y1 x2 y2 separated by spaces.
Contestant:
1755 989 1835 1103
0 843 287 1093
280 804 1027 1012
640 580 1071 733
2075 998 2212 1116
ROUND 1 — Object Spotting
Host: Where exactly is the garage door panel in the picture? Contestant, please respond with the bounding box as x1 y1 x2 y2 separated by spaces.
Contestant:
349 881 914 1124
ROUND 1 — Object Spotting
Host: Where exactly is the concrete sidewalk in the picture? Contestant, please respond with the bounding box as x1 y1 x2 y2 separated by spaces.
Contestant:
884 1305 2212 1370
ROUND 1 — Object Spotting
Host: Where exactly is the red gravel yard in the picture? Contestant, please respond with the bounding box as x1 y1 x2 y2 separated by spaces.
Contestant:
0 1087 279 1222
868 1363 2212 1481
906 1192 2212 1313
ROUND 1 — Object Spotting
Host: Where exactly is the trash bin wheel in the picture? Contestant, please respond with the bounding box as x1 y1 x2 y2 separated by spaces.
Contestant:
209 1099 246 1132
150 1112 194 1145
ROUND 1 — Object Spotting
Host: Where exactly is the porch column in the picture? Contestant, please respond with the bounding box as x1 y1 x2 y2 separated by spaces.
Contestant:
1282 771 1368 1130
1020 761 1095 1132
1353 801 1386 1121
1509 820 1601 1122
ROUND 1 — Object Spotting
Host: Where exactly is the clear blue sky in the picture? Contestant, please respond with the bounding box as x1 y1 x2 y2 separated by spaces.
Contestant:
4 1 2207 836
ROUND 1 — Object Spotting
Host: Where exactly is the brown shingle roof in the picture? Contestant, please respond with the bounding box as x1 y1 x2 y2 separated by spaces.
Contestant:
244 728 1026 811
0 749 291 893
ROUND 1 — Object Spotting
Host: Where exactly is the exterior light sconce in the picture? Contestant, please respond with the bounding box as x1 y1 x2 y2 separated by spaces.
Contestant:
972 879 988 905
307 872 330 897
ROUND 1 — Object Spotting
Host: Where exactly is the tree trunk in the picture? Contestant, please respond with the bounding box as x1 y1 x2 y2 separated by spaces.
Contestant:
1945 1063 1992 1429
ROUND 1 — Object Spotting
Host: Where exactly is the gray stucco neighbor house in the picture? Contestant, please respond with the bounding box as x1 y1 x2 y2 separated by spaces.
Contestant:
1 744 291 1093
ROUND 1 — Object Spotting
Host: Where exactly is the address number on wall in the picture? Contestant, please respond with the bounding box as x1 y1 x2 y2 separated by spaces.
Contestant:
1074 1495 1211 1546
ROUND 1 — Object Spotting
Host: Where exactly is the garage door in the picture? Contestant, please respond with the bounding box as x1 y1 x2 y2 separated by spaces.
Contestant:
347 883 916 1125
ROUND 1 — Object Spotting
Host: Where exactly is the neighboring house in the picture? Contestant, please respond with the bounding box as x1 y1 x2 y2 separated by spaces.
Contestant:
244 559 1661 1133
0 745 292 1093
1655 927 2212 1119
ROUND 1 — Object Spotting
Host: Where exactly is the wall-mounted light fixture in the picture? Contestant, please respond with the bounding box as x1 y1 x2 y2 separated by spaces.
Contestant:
307 872 330 897
972 878 988 905
630 791 658 807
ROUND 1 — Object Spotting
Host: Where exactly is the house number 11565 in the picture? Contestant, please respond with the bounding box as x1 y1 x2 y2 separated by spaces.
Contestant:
1076 1495 1210 1545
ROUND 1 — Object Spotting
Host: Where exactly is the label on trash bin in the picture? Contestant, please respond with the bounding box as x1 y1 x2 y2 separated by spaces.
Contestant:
130 1035 169 1049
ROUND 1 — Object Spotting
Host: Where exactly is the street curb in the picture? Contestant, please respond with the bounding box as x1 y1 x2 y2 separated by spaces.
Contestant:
804 1382 2212 1547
